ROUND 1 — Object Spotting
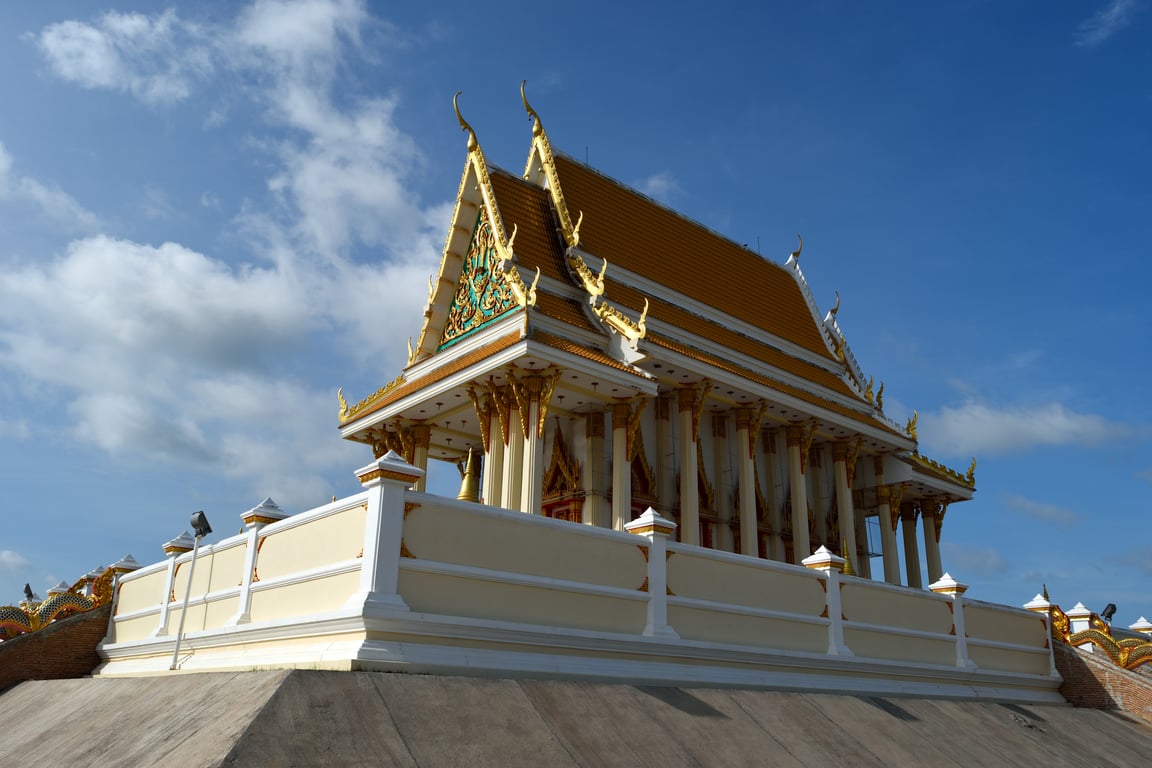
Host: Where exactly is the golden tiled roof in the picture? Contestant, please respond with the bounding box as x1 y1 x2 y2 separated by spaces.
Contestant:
553 154 835 361
489 170 568 283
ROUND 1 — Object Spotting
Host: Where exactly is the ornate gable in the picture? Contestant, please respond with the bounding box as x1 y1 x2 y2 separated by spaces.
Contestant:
438 211 520 350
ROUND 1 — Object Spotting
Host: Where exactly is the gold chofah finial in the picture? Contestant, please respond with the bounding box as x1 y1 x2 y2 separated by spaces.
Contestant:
906 410 918 441
521 80 543 136
457 446 480 503
453 91 477 151
1043 583 1049 600
966 456 977 485
338 387 349 419
865 377 874 404
830 290 840 319
571 210 584 248
790 233 803 261
876 381 884 410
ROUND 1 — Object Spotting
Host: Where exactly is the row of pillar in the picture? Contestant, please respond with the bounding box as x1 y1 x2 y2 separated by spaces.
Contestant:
433 382 950 590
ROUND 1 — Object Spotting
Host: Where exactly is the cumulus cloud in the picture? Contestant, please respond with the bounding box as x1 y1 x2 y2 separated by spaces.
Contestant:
1076 0 1140 47
1003 494 1078 527
637 172 683 204
33 8 213 105
0 142 100 231
0 550 30 572
919 400 1130 458
4 2 447 507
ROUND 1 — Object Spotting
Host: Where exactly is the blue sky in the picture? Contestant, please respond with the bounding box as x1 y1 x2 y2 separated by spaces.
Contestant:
1 1 1149 624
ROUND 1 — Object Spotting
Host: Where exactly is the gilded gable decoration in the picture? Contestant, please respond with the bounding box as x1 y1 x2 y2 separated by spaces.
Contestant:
439 213 520 349
542 422 582 499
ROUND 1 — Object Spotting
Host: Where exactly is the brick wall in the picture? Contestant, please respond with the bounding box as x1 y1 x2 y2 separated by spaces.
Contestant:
0 604 112 692
1055 642 1152 725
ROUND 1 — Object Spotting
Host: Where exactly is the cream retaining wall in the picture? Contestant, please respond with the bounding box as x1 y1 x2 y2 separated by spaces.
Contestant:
96 455 1061 700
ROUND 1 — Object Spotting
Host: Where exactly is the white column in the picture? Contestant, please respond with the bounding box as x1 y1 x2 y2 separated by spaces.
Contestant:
625 508 679 638
712 413 733 553
152 531 193 637
347 450 423 614
765 430 786 562
832 442 858 574
921 501 944 584
411 424 431 493
655 394 675 518
611 401 632 531
802 546 853 657
502 402 524 511
786 425 810 563
230 498 287 625
876 461 902 585
520 375 546 515
930 574 976 669
677 386 701 546
483 398 505 506
901 504 922 589
735 408 758 557
582 412 609 527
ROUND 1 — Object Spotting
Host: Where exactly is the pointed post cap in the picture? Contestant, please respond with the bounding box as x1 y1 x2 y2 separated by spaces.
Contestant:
111 554 142 574
84 565 106 581
802 545 845 572
929 573 968 596
1066 602 1092 618
1023 593 1052 612
1129 616 1152 634
163 530 196 555
47 581 71 595
356 450 424 487
242 497 288 528
624 507 677 537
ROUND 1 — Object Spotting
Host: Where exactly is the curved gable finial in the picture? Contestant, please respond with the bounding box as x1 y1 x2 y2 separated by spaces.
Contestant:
790 233 803 262
521 80 543 137
453 91 477 152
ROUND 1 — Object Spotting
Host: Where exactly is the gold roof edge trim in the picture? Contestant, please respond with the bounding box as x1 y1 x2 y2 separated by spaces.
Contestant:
408 92 533 368
522 81 578 248
339 374 406 426
903 451 977 490
521 81 649 349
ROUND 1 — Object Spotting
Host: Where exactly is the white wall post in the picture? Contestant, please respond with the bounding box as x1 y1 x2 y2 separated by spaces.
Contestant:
1065 602 1093 650
347 450 424 615
625 508 679 638
230 498 287 626
152 531 194 637
802 545 853 657
930 573 976 669
1024 592 1058 676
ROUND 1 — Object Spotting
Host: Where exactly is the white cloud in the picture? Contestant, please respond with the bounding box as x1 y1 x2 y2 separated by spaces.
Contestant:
1003 494 1078 527
1076 0 1139 48
940 543 1009 575
0 142 100 231
637 172 683 204
7 2 444 507
33 9 213 105
0 550 30 572
919 400 1130 458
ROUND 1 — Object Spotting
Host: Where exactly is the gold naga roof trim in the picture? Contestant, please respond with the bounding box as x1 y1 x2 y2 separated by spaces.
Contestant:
521 81 650 350
407 92 538 366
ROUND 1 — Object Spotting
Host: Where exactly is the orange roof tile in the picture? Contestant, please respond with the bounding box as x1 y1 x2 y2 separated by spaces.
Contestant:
553 154 835 360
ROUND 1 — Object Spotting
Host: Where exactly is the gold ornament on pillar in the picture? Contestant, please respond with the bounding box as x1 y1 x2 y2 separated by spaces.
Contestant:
466 386 491 450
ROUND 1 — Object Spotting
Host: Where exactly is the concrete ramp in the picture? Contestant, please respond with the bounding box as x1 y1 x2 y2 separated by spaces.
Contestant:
3 671 1152 767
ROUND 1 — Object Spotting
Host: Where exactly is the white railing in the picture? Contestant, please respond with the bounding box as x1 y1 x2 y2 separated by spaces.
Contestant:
100 452 1060 701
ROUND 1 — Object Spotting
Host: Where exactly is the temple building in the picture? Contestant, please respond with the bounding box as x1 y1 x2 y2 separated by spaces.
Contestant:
337 85 975 590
